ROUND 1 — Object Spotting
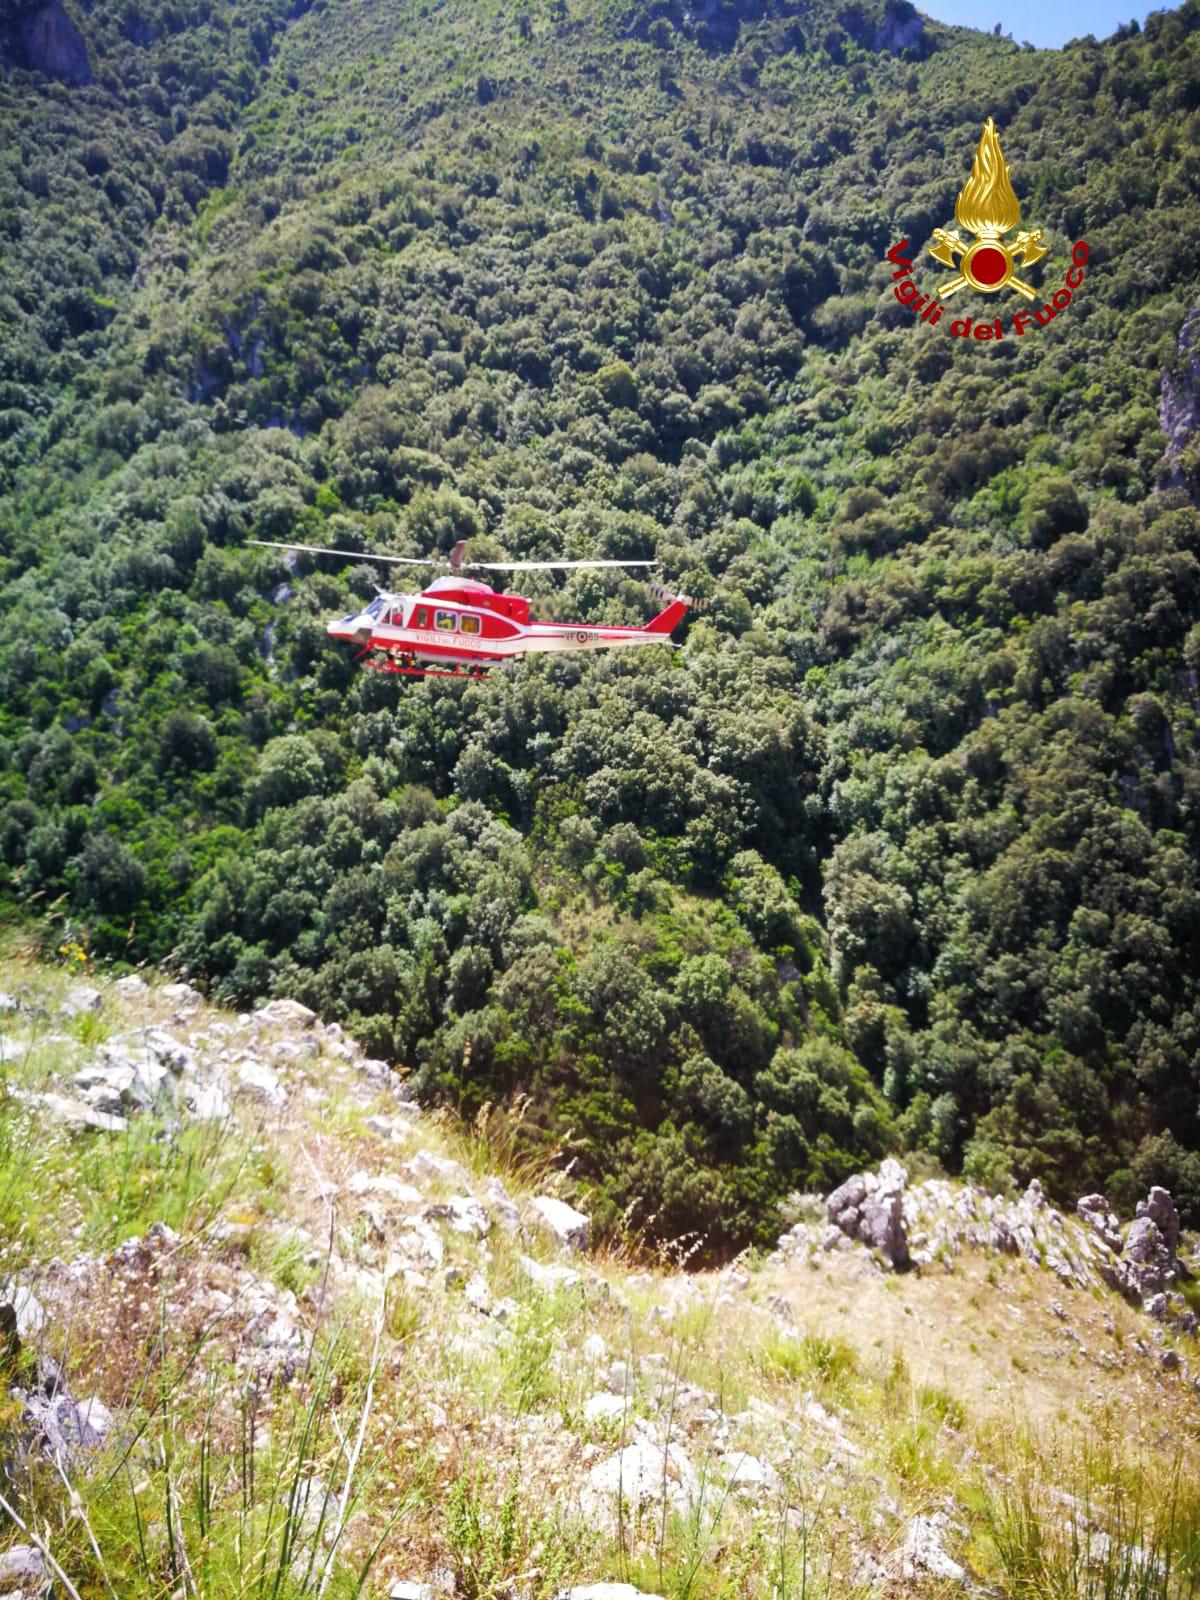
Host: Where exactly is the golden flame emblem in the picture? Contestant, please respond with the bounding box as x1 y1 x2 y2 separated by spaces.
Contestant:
929 119 1048 299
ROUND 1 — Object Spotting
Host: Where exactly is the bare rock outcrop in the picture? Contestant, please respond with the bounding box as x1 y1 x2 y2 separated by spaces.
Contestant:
4 0 91 84
1159 308 1200 494
777 1171 1193 1343
822 1158 910 1268
2 1277 114 1472
843 0 926 56
1076 1193 1124 1254
1124 1187 1182 1297
532 1194 590 1252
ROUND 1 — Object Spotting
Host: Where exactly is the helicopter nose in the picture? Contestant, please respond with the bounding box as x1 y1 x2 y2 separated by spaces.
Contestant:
328 614 373 644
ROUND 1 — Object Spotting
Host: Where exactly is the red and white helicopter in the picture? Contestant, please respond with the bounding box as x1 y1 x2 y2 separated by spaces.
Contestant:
250 538 698 678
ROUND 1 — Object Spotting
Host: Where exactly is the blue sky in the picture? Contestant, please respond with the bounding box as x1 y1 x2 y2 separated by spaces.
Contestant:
921 1 1169 48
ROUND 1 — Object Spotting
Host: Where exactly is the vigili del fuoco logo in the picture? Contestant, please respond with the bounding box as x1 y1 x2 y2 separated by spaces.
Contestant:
884 118 1090 341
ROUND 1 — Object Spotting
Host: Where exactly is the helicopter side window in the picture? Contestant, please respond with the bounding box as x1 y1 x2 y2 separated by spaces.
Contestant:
413 606 430 629
460 614 481 636
435 610 457 631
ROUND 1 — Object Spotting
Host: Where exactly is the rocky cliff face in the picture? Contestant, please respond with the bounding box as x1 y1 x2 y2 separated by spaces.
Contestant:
844 0 926 55
1160 308 1200 496
3 0 90 84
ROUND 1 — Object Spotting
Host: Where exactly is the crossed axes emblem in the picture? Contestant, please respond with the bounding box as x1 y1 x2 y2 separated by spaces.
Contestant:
929 226 1050 301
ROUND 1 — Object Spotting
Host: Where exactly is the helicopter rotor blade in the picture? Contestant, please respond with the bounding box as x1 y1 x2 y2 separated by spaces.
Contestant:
465 558 660 570
250 540 661 573
248 540 441 566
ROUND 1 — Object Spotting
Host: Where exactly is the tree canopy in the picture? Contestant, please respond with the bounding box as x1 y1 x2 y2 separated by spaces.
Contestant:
2 0 1200 1253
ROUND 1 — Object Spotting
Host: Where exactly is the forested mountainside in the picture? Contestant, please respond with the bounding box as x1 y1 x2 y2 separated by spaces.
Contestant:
2 0 1200 1255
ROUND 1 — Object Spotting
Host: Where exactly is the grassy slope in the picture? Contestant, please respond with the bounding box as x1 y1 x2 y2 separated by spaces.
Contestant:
1 944 1198 1597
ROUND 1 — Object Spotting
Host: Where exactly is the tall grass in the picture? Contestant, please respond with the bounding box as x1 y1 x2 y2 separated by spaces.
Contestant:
443 1465 582 1600
6 1302 407 1599
983 1447 1200 1600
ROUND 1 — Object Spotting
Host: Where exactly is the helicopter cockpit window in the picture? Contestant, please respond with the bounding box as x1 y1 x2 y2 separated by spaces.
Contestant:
365 598 386 619
435 610 457 631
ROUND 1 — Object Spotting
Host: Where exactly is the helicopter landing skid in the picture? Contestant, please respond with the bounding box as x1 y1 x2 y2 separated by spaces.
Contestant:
361 651 492 679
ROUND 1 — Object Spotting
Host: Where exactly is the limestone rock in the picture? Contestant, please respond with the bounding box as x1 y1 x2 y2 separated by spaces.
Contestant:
399 1218 445 1268
160 981 202 1009
406 1150 470 1189
803 1168 1182 1331
72 1059 151 1114
583 1392 628 1424
1124 1216 1176 1297
35 1089 127 1132
989 1217 1019 1254
390 1585 435 1600
605 1359 632 1395
464 1272 492 1315
60 983 102 1018
22 1391 113 1462
0 1281 46 1344
359 1057 393 1086
482 1175 522 1232
110 1220 179 1272
256 997 318 1028
581 1436 698 1524
825 1173 869 1219
233 1058 286 1108
113 973 150 1001
900 1512 966 1584
74 1029 192 1114
1076 1193 1123 1254
427 1195 491 1238
724 1451 782 1496
859 1160 909 1268
243 1288 306 1383
0 1544 45 1589
822 1160 909 1268
518 1254 580 1292
183 1078 232 1120
765 1291 795 1323
1136 1187 1181 1254
876 2 923 54
559 1586 664 1600
346 1171 422 1205
531 1194 590 1252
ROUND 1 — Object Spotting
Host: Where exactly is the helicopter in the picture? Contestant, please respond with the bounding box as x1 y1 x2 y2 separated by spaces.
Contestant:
249 538 699 678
